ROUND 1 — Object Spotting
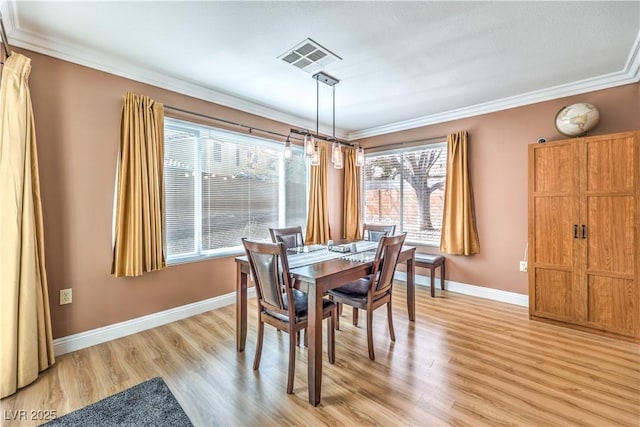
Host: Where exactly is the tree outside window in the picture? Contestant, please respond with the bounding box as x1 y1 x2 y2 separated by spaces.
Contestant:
363 143 447 245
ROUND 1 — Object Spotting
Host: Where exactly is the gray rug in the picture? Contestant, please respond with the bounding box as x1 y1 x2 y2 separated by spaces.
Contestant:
43 377 192 426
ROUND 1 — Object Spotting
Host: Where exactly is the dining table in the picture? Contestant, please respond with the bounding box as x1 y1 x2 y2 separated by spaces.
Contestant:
234 240 416 406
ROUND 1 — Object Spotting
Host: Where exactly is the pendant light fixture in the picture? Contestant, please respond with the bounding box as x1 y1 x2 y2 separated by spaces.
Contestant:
288 70 362 168
310 143 320 166
329 80 343 169
305 77 320 157
332 141 342 164
312 71 343 169
355 143 365 167
304 134 315 156
334 147 343 169
283 134 293 160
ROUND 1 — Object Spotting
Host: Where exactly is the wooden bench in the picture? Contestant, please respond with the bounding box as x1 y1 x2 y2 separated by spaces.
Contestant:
414 253 445 297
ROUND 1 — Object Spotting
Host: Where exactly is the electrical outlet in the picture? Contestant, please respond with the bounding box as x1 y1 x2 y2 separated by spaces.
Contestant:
519 261 528 273
60 288 72 305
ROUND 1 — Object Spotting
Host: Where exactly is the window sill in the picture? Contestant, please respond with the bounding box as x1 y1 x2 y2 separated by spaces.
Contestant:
167 247 245 266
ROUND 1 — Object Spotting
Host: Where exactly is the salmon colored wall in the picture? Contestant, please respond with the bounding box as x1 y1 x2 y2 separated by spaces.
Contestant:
355 82 640 294
19 48 306 338
17 46 639 338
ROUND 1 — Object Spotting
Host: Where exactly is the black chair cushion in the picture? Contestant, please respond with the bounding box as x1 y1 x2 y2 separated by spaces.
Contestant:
328 275 391 306
414 253 445 265
266 288 335 322
329 277 371 298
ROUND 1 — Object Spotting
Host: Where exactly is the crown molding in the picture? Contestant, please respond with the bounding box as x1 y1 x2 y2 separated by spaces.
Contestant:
3 0 638 142
625 30 640 81
348 31 640 141
1 2 348 140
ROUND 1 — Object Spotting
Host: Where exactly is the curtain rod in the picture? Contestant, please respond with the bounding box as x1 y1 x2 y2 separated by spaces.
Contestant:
164 104 301 142
164 104 355 148
365 135 447 153
289 128 354 147
0 12 11 59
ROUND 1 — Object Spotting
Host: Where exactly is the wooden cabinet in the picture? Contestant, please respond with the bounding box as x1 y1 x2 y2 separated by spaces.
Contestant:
528 131 639 339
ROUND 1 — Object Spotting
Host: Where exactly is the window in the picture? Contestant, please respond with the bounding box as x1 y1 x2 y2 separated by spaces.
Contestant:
213 142 222 161
363 143 447 246
164 117 308 263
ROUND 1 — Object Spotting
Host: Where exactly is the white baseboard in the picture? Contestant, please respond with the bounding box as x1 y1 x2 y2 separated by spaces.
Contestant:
394 271 529 307
52 287 256 356
53 274 526 357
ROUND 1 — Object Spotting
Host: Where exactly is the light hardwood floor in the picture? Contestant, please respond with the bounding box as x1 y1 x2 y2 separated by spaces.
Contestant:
2 284 639 426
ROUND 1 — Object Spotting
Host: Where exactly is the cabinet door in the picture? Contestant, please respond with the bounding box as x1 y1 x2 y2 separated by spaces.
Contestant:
581 132 639 337
528 140 581 321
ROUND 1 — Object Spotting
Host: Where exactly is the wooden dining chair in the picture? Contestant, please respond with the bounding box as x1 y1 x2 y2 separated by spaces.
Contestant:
328 233 407 360
363 223 396 242
269 226 305 249
241 238 336 394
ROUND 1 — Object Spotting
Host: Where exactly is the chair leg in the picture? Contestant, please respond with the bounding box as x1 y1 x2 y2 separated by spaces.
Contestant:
304 328 308 347
327 310 335 364
353 307 359 326
387 301 395 342
253 320 264 370
287 328 296 394
330 299 341 330
366 309 375 360
430 267 435 297
441 262 446 290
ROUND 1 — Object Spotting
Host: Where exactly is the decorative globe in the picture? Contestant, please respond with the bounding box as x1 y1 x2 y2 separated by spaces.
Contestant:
554 102 600 137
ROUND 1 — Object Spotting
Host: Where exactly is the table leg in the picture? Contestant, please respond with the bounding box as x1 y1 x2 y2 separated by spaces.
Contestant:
406 256 416 321
307 283 323 406
236 263 247 352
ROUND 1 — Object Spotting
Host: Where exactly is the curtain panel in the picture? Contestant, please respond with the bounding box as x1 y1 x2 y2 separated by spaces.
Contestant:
343 148 362 240
305 142 330 244
440 131 480 255
111 92 166 277
0 53 55 398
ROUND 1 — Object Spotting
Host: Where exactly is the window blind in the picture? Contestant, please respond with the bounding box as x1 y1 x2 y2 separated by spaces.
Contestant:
164 117 307 262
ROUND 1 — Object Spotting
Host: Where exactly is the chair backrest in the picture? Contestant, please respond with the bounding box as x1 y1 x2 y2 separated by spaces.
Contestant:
242 238 294 317
370 233 407 295
363 224 396 242
269 226 304 249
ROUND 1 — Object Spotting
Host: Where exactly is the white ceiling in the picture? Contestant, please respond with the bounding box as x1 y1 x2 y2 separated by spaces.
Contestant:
2 1 639 140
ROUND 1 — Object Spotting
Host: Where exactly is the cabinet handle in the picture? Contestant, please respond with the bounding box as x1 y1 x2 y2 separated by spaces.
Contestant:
573 224 578 239
581 225 586 239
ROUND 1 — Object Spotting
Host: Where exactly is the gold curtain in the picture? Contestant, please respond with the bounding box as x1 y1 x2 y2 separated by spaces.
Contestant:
305 142 330 244
111 92 166 277
0 53 55 398
440 131 480 255
343 148 362 239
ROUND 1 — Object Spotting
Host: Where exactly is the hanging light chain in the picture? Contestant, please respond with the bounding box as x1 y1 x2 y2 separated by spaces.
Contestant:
286 71 362 167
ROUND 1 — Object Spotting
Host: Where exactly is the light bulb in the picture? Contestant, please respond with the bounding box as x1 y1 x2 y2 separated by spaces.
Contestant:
331 141 340 164
304 134 315 156
355 146 365 167
310 148 320 166
284 137 292 160
334 153 343 169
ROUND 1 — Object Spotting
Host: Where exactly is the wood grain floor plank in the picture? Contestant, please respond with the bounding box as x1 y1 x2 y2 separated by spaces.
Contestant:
1 284 638 426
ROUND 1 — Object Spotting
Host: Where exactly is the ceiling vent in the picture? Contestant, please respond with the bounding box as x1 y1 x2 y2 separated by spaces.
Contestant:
278 38 341 74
